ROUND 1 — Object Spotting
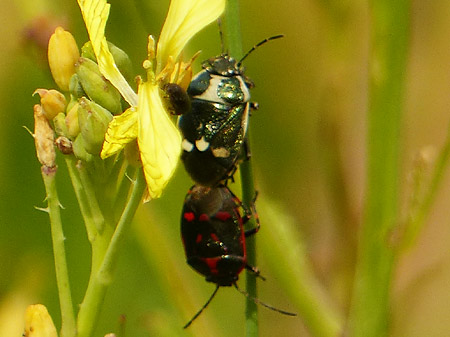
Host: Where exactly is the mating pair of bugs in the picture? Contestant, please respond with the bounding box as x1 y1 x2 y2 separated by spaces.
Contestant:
165 31 296 327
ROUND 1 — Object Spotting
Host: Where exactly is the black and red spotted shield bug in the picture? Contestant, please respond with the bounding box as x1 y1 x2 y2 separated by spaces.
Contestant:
180 184 296 328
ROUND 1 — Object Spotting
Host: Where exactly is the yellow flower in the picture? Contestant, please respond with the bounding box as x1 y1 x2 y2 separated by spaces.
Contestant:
77 0 225 198
24 304 58 337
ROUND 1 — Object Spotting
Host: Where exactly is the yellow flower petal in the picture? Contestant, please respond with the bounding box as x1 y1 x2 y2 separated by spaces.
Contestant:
137 82 181 199
101 107 138 158
77 0 137 106
157 0 225 71
24 304 57 337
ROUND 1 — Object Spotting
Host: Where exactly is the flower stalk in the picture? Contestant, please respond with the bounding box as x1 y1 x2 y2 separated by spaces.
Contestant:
41 166 76 337
76 169 146 337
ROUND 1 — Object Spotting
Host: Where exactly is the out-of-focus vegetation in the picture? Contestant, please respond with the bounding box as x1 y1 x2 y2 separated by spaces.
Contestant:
2 1 450 336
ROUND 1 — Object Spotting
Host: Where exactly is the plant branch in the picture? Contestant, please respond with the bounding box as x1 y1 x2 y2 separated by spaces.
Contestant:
64 156 96 242
76 161 106 234
41 166 76 337
76 168 146 337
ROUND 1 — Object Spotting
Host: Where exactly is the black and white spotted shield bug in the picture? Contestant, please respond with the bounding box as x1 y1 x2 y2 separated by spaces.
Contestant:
178 35 284 186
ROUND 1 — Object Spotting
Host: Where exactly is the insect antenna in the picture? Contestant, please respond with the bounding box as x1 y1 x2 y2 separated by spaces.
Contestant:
183 285 220 329
217 18 226 55
237 35 285 68
233 283 297 317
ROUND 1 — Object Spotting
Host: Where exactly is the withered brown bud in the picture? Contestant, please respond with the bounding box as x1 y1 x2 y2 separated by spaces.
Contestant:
33 104 56 168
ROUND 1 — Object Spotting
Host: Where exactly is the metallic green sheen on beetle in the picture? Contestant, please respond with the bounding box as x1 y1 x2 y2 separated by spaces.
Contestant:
178 55 253 186
178 35 284 186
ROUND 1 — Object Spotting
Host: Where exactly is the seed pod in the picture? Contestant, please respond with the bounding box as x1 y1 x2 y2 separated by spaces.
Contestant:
76 57 122 114
48 27 80 92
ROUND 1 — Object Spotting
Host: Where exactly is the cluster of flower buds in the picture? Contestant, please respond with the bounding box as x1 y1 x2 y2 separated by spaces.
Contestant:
33 27 134 165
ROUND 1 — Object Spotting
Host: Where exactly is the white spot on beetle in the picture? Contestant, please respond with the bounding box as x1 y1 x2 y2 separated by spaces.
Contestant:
212 147 230 158
182 139 194 152
195 136 210 151
241 103 250 135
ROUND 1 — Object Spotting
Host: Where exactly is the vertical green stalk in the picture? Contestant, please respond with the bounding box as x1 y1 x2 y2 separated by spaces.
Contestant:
65 156 112 274
224 1 258 336
64 156 96 242
240 142 259 337
76 161 107 234
76 169 146 337
348 1 410 336
41 166 76 337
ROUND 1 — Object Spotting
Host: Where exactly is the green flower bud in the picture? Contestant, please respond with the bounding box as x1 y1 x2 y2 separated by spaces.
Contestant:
69 74 86 99
33 89 67 120
53 112 68 137
81 41 96 61
82 41 134 84
108 42 134 84
78 98 113 155
48 27 80 92
76 57 122 114
65 102 80 138
72 134 93 162
66 95 78 116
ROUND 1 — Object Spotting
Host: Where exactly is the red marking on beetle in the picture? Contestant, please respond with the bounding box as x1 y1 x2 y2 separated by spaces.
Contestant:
196 233 202 243
199 213 210 222
215 211 231 221
241 228 247 258
184 212 195 222
210 233 220 242
204 257 220 275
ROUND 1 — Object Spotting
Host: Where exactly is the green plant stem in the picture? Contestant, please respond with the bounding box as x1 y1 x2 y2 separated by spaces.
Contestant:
224 1 259 336
224 0 244 58
65 156 96 242
77 161 106 234
65 156 111 274
41 166 76 337
76 169 146 337
240 137 259 337
348 1 410 336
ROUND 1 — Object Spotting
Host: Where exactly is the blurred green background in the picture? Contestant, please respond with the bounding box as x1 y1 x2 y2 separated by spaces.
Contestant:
2 0 450 336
